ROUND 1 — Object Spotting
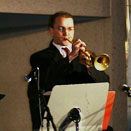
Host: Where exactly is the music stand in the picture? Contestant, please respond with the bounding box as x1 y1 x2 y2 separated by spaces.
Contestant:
102 91 115 130
42 82 109 131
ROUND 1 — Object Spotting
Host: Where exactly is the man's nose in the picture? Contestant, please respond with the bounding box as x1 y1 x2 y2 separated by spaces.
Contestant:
63 29 69 36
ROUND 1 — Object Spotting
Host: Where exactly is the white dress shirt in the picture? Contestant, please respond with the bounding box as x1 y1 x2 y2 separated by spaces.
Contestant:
52 42 72 58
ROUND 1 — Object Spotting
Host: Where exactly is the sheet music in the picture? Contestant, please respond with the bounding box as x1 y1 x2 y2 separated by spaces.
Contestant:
41 82 109 131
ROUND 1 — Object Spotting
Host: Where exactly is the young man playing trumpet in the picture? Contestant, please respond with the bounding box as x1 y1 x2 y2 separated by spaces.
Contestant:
28 11 110 130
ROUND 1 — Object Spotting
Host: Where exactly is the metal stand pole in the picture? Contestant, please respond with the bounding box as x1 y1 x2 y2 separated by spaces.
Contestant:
75 122 79 131
37 67 57 131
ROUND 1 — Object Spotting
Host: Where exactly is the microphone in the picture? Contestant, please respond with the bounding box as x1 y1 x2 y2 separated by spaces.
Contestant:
121 84 131 97
59 108 81 131
24 67 39 82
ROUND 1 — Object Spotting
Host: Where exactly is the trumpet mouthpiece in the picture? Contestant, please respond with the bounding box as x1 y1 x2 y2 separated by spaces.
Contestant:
64 38 72 43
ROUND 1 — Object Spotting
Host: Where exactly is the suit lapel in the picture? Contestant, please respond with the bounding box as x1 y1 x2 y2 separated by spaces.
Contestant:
48 42 63 62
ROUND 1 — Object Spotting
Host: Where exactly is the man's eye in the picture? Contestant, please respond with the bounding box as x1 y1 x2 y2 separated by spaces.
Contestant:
69 28 74 31
58 27 64 31
57 27 74 32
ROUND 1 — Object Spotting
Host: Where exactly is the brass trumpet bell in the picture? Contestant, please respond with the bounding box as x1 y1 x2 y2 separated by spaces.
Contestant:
65 38 110 71
94 54 110 71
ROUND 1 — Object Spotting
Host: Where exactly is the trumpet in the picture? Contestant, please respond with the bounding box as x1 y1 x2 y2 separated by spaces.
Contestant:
66 38 110 71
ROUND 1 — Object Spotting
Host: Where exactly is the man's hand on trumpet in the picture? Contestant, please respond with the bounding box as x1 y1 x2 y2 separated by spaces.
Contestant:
79 49 93 68
68 39 85 62
68 39 92 67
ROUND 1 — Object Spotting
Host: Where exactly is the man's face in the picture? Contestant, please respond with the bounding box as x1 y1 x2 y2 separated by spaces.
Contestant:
49 16 74 46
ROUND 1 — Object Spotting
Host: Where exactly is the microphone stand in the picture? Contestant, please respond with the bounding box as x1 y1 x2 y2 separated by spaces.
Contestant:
41 98 57 131
121 84 131 97
75 122 79 131
36 67 57 131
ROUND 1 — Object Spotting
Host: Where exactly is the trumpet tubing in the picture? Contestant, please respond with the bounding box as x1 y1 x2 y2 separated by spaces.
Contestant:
66 38 110 71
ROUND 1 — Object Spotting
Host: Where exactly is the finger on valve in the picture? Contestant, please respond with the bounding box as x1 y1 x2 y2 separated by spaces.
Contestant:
79 51 92 67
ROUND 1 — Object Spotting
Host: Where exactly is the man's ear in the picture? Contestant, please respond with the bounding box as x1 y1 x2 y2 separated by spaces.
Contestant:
49 27 54 36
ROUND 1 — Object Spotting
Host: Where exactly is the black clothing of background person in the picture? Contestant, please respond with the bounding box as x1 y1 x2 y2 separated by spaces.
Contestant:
28 41 109 130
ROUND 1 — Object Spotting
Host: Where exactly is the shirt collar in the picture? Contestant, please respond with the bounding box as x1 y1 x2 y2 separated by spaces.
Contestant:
52 41 72 57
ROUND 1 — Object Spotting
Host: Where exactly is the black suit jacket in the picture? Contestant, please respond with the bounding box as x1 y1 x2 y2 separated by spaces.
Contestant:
28 41 109 130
